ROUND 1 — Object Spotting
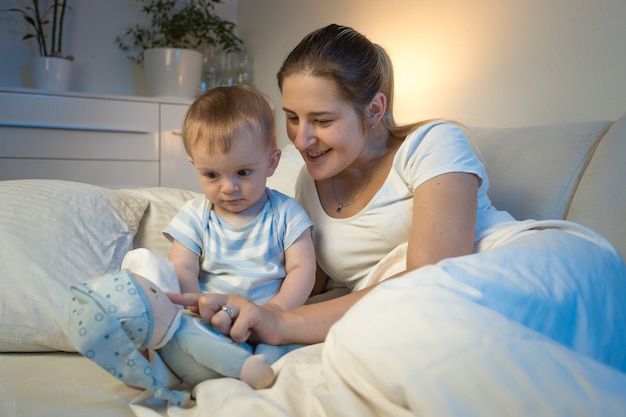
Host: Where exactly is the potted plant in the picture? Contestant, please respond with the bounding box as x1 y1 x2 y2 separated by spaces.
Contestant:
3 0 73 91
116 0 243 98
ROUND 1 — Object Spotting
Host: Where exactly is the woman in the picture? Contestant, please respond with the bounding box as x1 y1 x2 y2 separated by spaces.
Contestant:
169 24 625 365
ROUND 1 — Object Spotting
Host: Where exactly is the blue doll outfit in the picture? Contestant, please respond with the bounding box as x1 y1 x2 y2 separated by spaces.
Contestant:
158 310 255 386
68 270 266 406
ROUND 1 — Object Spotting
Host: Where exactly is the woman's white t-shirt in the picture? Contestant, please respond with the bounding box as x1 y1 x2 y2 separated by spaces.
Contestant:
296 122 514 289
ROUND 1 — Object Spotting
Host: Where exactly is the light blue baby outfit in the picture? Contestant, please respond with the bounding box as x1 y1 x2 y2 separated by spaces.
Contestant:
164 188 314 304
164 188 313 363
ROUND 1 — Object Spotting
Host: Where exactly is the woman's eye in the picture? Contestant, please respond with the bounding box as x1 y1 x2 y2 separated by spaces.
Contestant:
316 119 332 126
286 115 299 124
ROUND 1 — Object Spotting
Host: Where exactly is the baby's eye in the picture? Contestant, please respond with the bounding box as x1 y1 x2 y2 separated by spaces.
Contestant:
204 172 219 179
237 169 252 177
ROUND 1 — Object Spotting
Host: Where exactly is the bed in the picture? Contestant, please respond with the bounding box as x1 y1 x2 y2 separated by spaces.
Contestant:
1 115 626 416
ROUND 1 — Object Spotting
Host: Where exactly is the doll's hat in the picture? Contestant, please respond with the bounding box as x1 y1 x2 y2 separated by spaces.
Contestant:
67 269 189 406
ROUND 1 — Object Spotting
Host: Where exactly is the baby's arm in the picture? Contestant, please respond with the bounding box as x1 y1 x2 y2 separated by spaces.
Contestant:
265 228 316 311
168 240 201 294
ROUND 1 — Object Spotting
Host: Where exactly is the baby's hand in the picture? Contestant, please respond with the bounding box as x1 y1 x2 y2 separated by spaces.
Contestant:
166 292 199 313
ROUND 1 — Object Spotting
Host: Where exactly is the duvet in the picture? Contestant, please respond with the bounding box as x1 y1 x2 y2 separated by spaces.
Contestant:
130 219 626 417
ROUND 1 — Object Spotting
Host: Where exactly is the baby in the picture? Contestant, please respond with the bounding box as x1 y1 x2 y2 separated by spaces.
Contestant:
164 85 316 337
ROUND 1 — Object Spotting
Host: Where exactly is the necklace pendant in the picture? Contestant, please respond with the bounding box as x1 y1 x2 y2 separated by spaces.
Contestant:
336 205 343 213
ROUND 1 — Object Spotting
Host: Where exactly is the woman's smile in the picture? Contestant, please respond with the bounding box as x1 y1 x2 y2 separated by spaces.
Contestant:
304 148 332 161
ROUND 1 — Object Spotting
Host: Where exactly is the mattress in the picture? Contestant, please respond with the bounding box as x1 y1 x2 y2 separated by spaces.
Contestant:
0 352 138 417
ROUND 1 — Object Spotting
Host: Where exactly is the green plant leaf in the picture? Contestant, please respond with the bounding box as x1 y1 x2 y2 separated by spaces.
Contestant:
2 0 71 58
115 0 242 63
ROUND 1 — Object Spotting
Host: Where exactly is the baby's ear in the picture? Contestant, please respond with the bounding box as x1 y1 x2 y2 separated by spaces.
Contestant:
267 148 282 176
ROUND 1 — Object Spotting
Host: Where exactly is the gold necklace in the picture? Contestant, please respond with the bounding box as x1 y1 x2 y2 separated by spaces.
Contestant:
331 169 372 213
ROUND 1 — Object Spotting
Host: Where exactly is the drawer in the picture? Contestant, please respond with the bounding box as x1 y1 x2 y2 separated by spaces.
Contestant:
0 126 158 160
0 158 159 188
159 103 201 191
0 92 159 133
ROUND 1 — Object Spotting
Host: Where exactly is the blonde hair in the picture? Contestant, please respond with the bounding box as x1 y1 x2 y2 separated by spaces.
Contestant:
183 85 276 156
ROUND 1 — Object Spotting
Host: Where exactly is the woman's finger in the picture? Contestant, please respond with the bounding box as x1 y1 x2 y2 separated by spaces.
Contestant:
211 309 234 334
196 293 230 317
230 303 282 345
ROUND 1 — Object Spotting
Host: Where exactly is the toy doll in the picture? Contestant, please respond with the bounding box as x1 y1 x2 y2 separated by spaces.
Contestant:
67 264 274 406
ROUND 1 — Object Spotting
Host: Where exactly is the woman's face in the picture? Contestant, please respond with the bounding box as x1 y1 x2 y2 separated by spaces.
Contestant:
281 74 368 181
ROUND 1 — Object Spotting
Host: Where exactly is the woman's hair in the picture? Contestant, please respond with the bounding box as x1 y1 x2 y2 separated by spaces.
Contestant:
276 23 431 141
182 85 276 156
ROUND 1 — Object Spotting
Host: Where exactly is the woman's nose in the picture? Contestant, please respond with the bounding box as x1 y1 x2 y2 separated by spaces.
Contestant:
292 123 316 150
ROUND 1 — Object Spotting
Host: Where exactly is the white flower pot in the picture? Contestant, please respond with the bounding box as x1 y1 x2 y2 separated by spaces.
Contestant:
31 56 72 91
144 48 203 98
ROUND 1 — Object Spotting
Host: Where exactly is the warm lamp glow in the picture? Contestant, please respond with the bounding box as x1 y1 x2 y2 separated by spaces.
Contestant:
382 33 480 124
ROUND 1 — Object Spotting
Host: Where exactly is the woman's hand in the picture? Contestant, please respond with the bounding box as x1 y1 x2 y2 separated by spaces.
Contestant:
167 292 284 345
168 285 375 346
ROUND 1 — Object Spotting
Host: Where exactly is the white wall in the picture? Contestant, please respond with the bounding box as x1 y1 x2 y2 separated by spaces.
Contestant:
0 0 237 96
238 0 626 147
2 1 625 148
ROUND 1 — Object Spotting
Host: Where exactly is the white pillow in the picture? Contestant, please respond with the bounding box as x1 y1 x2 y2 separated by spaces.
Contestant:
468 121 610 221
0 180 149 352
115 187 200 259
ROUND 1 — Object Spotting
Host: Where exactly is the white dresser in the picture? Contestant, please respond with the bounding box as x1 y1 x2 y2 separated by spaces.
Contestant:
0 88 200 191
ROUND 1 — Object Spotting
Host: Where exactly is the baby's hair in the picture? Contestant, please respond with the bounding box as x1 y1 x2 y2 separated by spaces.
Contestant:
183 85 276 156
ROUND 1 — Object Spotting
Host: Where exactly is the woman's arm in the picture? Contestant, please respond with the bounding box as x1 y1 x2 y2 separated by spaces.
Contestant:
168 240 201 293
263 171 480 343
407 171 478 270
265 228 316 310
310 263 329 297
168 286 376 345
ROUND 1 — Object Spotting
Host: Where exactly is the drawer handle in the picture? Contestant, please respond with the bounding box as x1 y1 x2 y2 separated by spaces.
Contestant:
0 121 149 134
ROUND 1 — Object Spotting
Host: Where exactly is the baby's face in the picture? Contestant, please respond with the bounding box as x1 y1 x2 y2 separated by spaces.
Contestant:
189 131 280 218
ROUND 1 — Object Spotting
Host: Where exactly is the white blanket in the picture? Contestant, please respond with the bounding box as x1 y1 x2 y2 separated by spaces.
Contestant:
130 220 626 417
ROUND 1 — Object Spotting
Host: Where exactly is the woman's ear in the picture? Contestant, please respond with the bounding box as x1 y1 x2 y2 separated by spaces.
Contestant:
267 148 282 176
368 92 387 126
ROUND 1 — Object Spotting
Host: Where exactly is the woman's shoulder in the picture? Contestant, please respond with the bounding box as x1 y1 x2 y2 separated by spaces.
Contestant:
397 121 468 155
403 120 464 143
392 121 478 186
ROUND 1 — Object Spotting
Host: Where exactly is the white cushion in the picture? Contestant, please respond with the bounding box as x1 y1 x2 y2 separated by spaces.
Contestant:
567 113 626 261
115 187 200 259
468 121 611 221
0 180 149 352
